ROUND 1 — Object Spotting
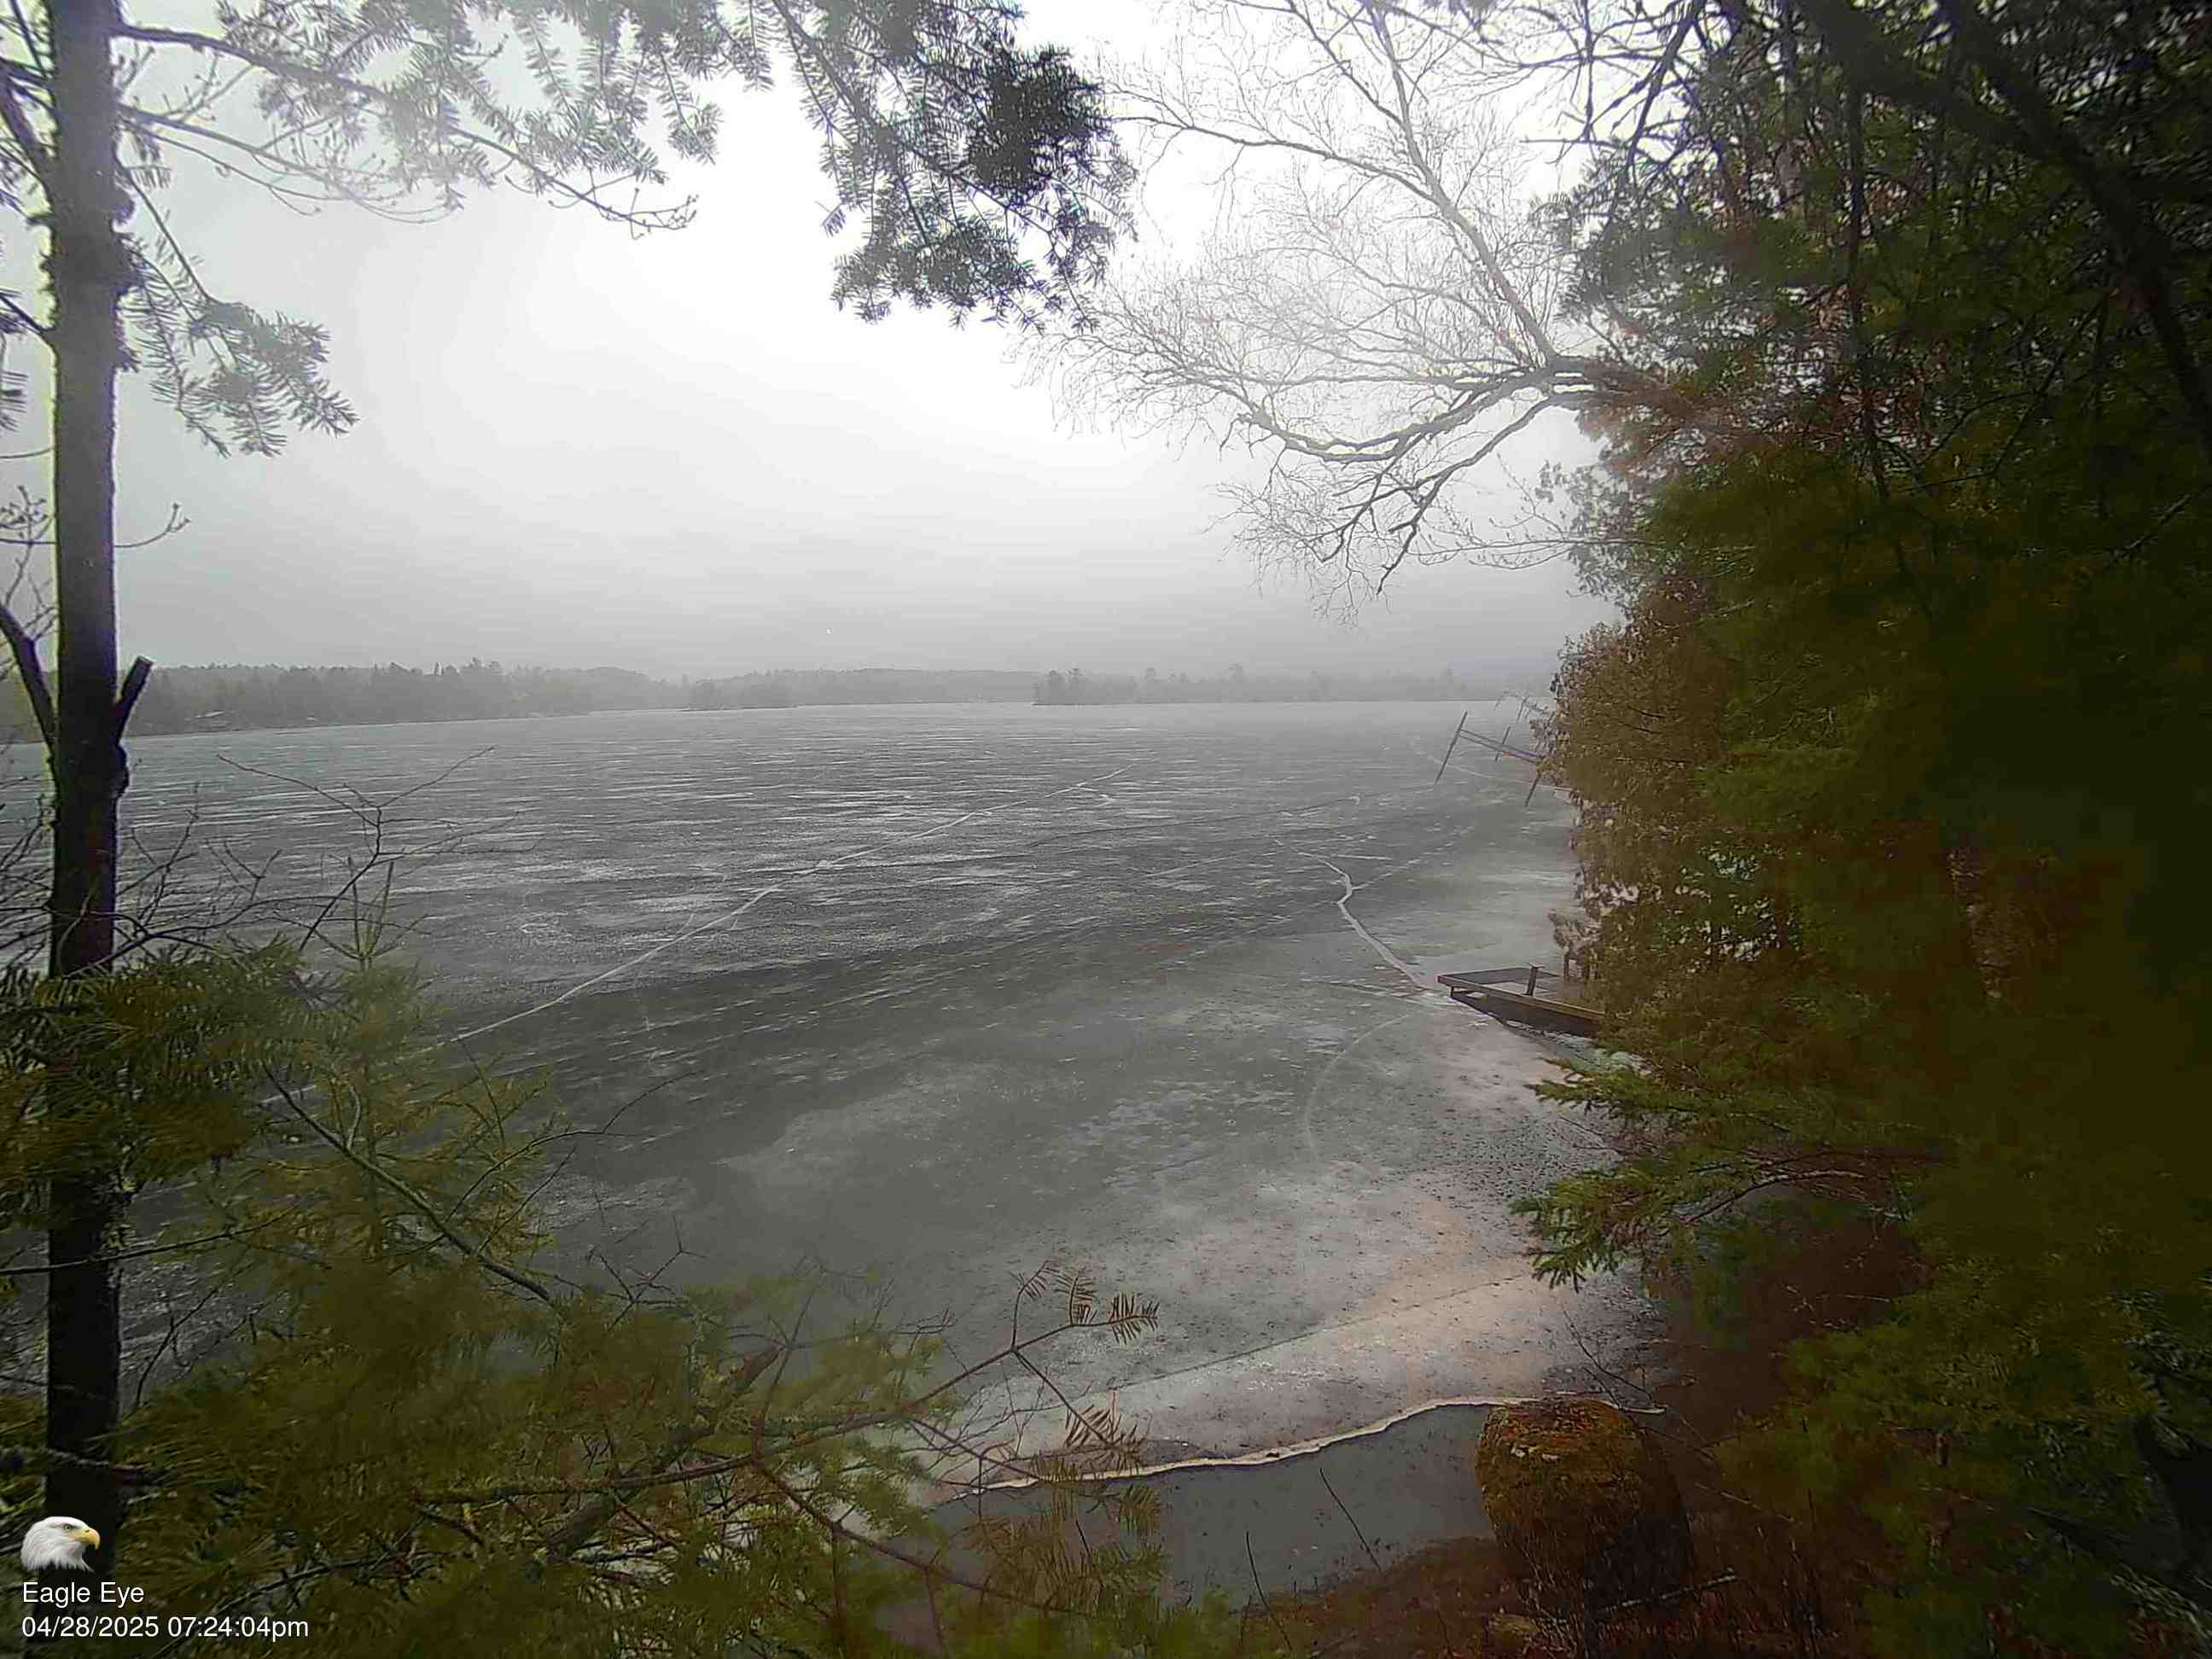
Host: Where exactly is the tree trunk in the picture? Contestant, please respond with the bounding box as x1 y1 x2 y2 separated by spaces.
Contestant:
42 0 131 1585
2137 1417 2212 1580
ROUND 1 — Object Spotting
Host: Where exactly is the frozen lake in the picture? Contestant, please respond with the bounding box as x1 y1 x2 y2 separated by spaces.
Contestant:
108 699 1646 1458
118 698 1555 1004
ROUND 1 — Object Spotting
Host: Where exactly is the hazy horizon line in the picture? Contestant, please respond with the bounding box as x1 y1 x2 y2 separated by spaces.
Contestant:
140 658 1563 683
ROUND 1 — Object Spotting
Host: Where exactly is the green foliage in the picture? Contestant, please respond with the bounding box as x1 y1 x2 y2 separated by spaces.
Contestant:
3 0 1133 455
0 944 306 1214
0 932 1268 1656
1531 457 2212 1648
1520 0 2212 1648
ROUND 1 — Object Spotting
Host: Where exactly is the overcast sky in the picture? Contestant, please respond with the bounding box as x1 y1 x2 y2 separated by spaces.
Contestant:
4 1 1613 684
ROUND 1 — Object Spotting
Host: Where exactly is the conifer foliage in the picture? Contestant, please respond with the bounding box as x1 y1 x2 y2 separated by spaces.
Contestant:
1500 0 2212 1650
0 907 1266 1654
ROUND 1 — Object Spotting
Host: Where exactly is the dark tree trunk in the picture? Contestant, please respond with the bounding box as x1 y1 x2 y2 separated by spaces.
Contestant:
41 0 131 1585
2137 1417 2212 1579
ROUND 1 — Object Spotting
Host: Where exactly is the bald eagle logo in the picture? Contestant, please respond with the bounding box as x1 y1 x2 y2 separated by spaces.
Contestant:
20 1516 100 1573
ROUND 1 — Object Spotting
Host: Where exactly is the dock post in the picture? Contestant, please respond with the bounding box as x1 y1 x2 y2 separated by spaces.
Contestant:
1434 712 1468 784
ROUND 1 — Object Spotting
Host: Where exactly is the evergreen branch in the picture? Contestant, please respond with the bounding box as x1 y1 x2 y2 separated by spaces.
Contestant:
755 1310 1146 1467
448 119 694 230
529 1342 780 1563
421 1307 1152 1512
771 0 1072 236
5 3 45 81
141 1556 400 1659
129 1262 236 1412
118 103 440 219
111 20 690 231
108 22 381 102
0 289 41 336
740 1452 1104 1623
0 1444 162 1486
260 1068 556 1305
0 1207 306 1277
0 55 47 180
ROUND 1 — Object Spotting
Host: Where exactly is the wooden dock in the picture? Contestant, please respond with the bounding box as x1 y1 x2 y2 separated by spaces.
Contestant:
1455 727 1545 766
1438 968 1601 1037
1432 707 1559 805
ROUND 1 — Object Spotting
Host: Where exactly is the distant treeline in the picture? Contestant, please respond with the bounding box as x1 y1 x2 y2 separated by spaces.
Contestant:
0 661 682 740
685 668 1036 710
0 659 1522 742
1031 666 1487 705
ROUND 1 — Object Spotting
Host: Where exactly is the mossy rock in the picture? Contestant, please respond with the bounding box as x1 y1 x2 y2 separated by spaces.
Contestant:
1472 1396 1692 1619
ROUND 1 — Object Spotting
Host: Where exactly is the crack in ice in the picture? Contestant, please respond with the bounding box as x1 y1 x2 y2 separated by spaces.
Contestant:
1284 846 1434 994
445 762 1136 1049
438 746 1507 1060
1300 1003 1439 1171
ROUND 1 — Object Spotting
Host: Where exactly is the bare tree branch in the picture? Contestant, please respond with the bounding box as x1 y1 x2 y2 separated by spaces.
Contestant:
0 595 50 749
1045 0 1741 610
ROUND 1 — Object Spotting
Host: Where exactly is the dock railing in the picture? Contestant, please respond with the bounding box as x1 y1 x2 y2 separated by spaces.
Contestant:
1436 968 1600 1036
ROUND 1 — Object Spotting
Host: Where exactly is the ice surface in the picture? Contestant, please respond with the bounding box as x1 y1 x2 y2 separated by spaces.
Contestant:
103 700 1649 1455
